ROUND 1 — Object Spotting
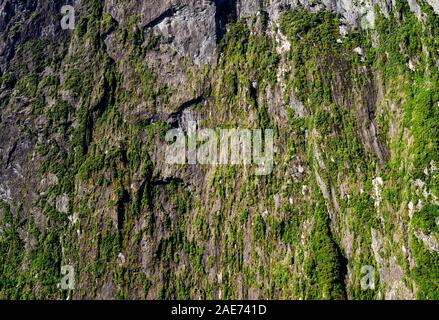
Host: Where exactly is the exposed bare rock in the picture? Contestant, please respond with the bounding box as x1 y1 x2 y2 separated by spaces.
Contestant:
414 230 439 254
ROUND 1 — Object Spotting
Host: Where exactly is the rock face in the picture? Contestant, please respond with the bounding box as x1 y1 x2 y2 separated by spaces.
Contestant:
0 0 438 299
104 0 220 66
426 0 439 13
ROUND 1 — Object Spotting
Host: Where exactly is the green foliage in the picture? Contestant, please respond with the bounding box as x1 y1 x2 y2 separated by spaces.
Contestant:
2 0 439 300
252 214 266 241
309 204 347 299
219 21 279 85
411 235 439 299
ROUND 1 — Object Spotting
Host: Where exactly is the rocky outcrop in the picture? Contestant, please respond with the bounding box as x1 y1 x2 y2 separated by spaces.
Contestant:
0 0 438 300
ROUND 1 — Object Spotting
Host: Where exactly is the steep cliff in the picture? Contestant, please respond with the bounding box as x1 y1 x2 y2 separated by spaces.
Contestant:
0 0 438 299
